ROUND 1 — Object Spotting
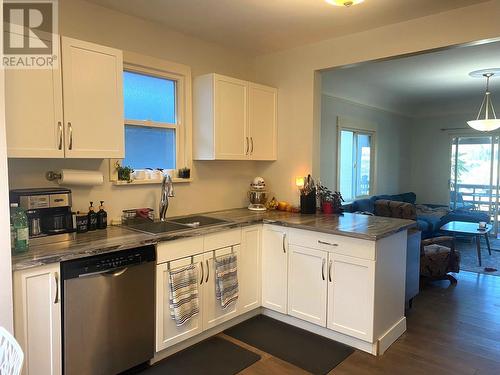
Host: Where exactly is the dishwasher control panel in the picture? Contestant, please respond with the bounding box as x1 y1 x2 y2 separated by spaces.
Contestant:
61 245 156 279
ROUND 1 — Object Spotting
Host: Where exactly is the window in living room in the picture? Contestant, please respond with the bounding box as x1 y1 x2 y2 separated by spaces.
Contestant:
338 128 374 202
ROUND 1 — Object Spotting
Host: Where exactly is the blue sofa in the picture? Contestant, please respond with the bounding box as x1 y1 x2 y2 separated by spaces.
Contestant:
348 192 490 239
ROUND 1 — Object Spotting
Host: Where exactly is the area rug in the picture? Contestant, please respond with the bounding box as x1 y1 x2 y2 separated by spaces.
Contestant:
139 336 260 375
456 238 500 276
224 315 353 375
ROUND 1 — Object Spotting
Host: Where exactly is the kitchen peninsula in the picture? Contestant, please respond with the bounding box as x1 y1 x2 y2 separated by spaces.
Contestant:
12 209 414 373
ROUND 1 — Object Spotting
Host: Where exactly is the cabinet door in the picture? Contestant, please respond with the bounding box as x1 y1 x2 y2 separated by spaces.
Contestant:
202 246 240 330
5 35 64 158
239 226 261 313
156 254 204 352
261 225 288 313
214 75 248 160
248 83 277 161
61 37 124 158
327 254 375 342
13 264 61 375
288 245 327 327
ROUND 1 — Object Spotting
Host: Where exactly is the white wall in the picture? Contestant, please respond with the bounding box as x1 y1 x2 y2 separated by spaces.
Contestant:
320 95 412 197
0 0 14 332
409 111 481 205
254 0 500 205
7 0 263 221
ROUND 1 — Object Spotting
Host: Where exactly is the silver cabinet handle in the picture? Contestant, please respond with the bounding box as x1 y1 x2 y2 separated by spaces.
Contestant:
282 233 286 253
57 122 63 150
54 272 59 304
328 260 333 282
200 261 204 285
250 137 254 154
318 240 338 247
205 259 209 282
68 122 73 150
245 137 249 155
321 259 326 281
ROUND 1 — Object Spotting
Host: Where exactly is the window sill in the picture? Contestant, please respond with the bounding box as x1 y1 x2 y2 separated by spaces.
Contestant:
112 178 192 186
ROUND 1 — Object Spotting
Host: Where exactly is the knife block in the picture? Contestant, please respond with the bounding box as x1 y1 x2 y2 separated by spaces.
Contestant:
300 189 316 214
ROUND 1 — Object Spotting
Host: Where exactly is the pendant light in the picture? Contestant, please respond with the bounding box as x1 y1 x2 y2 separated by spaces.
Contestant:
467 70 500 132
325 0 364 7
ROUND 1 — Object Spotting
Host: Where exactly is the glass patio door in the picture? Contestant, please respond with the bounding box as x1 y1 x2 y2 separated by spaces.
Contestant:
450 135 500 235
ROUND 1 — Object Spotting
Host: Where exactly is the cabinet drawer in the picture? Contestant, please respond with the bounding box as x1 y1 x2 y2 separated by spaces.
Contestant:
204 228 241 251
288 229 375 260
156 237 204 264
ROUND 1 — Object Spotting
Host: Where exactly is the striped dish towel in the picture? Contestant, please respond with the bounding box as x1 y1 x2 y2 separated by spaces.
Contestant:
215 253 239 309
168 264 200 326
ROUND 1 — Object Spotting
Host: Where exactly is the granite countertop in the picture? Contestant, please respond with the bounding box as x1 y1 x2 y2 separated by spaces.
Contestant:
11 208 415 271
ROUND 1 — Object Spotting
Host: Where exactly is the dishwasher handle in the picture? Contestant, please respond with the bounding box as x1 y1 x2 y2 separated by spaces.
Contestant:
78 267 129 278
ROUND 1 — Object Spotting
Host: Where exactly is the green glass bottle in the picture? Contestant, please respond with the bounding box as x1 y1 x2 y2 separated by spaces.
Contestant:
11 203 29 253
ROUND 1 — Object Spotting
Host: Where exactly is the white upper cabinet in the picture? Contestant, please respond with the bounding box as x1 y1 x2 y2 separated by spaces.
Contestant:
61 37 124 158
5 36 124 159
5 38 64 158
193 73 277 161
248 83 277 160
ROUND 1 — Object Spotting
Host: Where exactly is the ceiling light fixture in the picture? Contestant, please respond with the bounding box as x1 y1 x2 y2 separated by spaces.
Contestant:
325 0 364 7
467 69 500 132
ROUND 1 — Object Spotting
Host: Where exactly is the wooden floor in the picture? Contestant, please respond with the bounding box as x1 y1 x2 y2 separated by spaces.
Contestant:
219 271 500 375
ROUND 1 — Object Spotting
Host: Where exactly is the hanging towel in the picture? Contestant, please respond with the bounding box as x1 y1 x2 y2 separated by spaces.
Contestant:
215 253 239 309
168 264 200 326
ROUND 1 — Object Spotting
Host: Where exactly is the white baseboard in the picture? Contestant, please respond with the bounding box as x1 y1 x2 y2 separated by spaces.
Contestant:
262 309 375 354
152 307 406 363
377 317 406 355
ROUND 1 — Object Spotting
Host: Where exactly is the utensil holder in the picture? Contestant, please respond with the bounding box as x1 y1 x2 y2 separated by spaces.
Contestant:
300 189 316 214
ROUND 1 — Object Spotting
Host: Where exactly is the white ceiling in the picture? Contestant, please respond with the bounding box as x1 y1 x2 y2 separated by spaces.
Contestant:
85 0 487 55
321 41 500 116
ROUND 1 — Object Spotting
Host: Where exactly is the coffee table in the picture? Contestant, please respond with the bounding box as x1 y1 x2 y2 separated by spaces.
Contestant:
440 221 492 266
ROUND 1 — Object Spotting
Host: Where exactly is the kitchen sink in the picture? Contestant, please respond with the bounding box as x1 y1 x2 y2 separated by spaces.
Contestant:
167 215 230 228
124 221 191 235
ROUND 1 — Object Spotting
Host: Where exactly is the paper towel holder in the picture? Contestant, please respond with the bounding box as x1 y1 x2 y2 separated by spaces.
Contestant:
46 171 62 181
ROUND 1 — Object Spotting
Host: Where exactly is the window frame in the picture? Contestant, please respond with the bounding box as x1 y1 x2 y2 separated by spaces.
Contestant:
110 51 192 183
336 118 376 202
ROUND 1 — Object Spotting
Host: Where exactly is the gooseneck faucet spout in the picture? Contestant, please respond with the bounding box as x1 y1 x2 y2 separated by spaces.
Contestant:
159 175 174 221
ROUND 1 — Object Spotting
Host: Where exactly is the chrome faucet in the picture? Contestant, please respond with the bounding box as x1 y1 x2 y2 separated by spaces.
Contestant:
159 175 175 221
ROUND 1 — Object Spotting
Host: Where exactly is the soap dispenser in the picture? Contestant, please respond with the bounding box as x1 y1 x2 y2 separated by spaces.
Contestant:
97 201 108 230
87 201 98 231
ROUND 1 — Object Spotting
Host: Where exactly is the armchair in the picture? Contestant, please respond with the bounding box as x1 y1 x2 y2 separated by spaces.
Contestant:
420 236 460 284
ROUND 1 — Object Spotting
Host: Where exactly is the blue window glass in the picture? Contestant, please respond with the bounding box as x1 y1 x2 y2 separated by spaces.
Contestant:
123 71 176 123
123 125 176 170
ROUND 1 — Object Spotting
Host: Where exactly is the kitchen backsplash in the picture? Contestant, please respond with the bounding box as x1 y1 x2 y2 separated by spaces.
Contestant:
8 158 262 222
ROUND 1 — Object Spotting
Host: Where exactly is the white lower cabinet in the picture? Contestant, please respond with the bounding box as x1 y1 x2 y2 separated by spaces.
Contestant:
239 226 262 313
327 254 375 342
155 227 261 352
202 245 240 330
156 254 205 352
261 225 288 313
287 245 328 327
13 264 62 375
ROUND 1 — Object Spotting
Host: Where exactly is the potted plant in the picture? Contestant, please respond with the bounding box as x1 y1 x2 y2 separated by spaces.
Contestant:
317 184 334 214
115 161 134 183
317 185 345 214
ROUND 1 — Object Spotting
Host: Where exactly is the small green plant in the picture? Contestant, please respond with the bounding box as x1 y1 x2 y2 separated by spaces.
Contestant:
115 161 134 183
317 184 334 203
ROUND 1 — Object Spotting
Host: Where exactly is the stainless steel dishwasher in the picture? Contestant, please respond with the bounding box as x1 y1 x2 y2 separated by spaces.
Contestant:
61 245 156 375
